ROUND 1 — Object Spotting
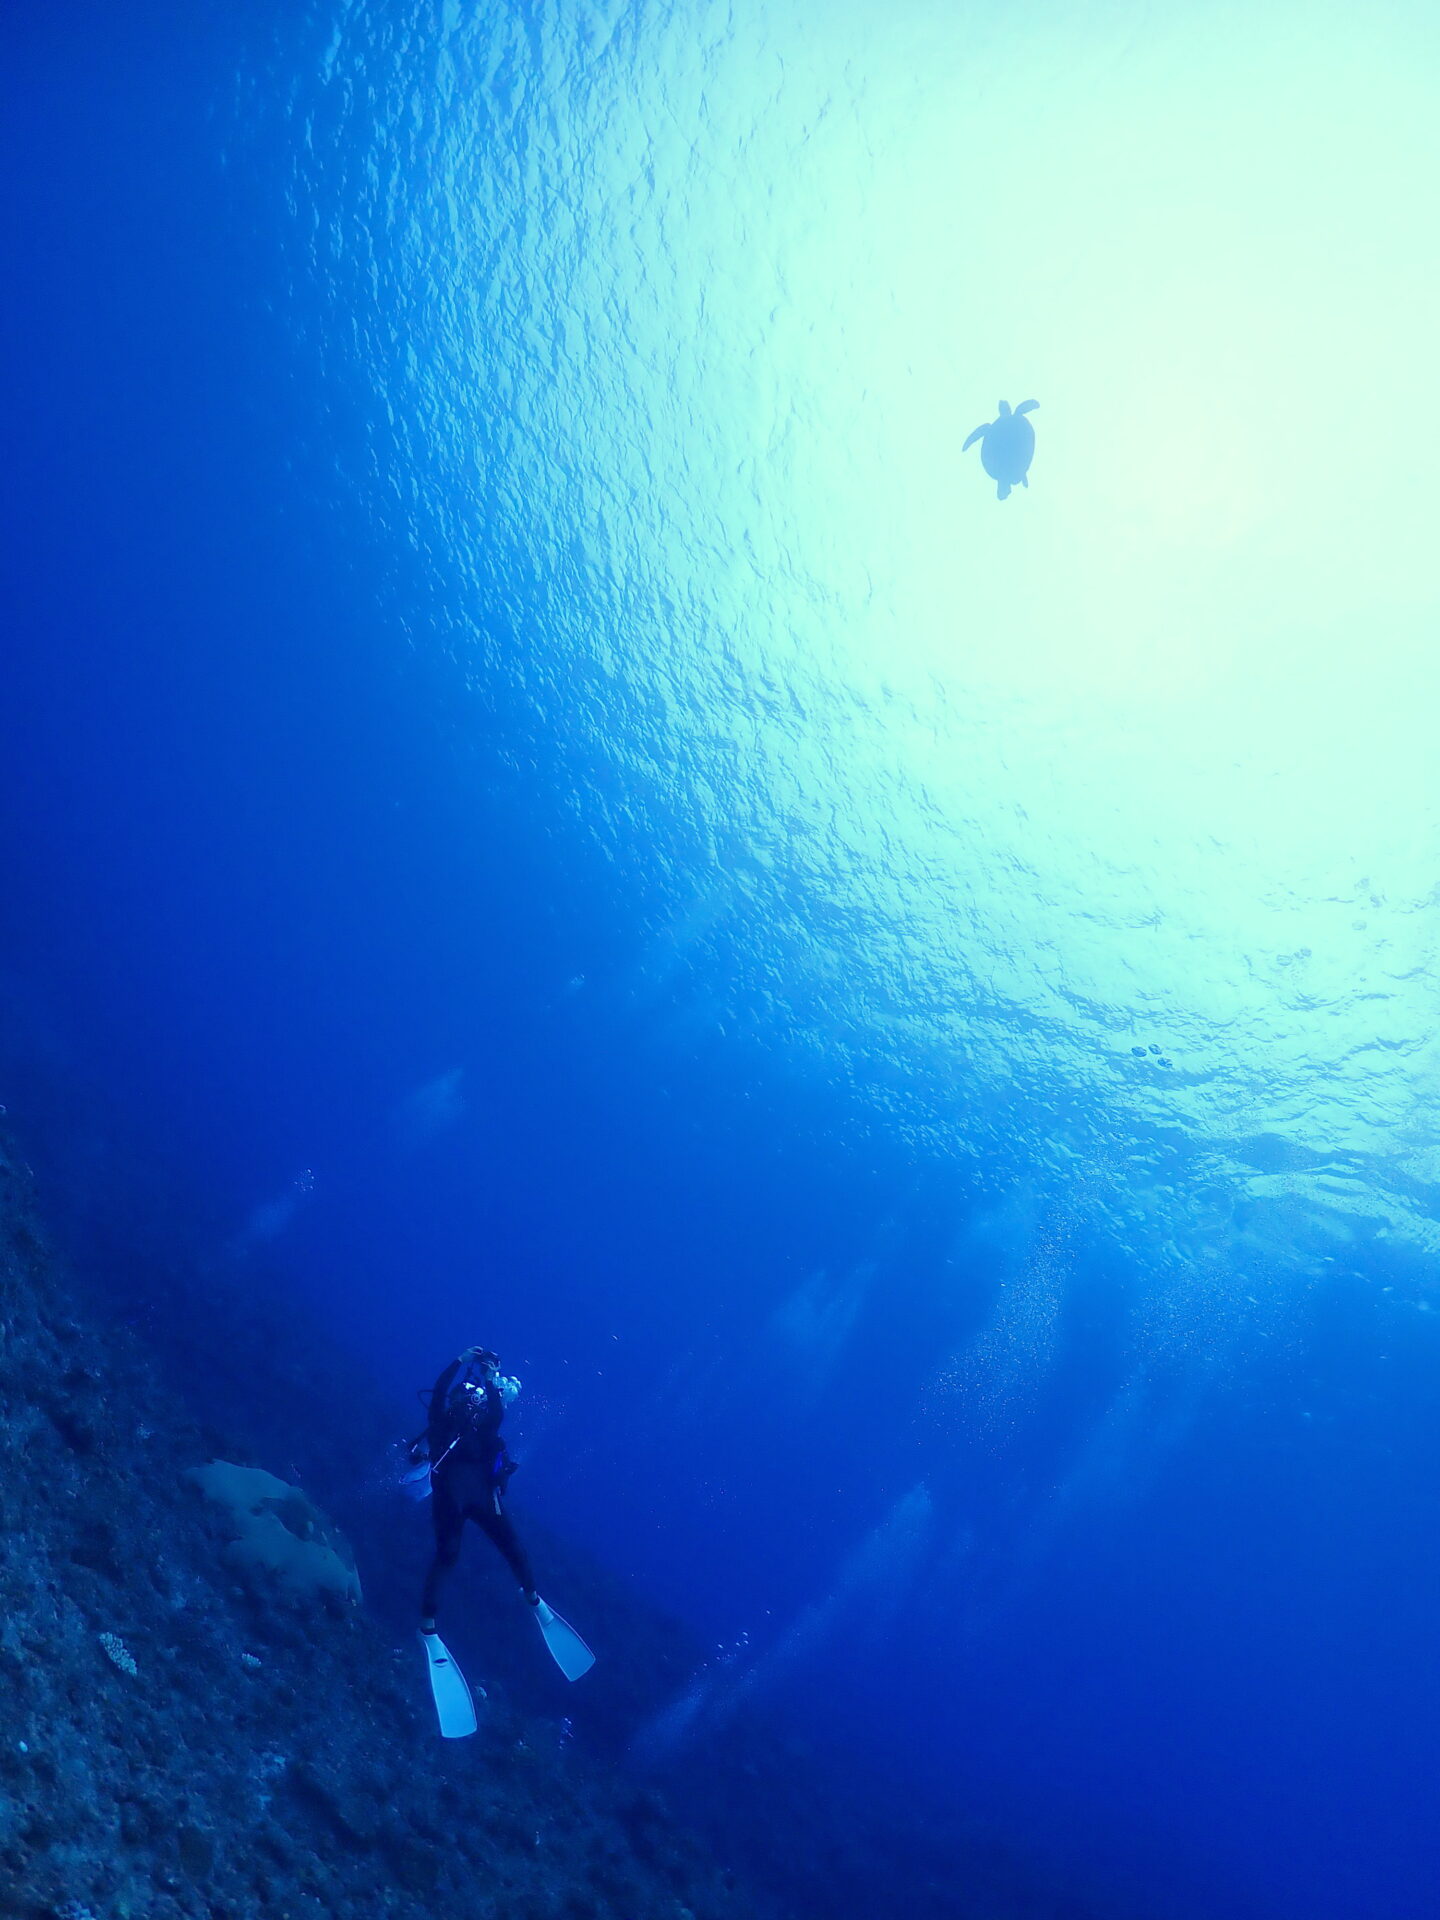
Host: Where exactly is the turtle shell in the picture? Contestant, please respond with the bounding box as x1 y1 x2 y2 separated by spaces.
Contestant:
981 410 1035 486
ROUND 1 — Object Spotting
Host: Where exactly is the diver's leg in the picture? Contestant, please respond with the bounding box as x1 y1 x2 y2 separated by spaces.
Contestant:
421 1492 465 1627
473 1502 538 1602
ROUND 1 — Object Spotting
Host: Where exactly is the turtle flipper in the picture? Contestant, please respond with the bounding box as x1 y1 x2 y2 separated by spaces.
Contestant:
962 425 987 452
997 480 1011 501
1015 399 1039 415
1021 474 1029 487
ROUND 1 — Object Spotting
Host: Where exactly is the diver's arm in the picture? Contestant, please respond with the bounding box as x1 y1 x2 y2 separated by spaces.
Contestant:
478 1378 505 1436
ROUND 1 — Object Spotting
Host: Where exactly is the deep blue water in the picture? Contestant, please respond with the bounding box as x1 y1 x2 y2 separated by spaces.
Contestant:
5 4 1440 1916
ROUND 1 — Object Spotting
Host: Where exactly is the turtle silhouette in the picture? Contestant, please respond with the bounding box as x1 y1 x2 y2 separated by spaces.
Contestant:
963 399 1038 500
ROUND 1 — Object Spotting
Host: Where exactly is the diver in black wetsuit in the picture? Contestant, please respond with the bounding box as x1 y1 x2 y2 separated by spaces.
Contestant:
418 1345 539 1634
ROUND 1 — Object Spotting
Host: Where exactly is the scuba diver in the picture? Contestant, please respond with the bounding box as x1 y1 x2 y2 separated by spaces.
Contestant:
415 1345 538 1632
409 1344 595 1734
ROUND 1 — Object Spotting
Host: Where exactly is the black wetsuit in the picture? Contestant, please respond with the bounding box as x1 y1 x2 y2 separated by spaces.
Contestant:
421 1360 535 1619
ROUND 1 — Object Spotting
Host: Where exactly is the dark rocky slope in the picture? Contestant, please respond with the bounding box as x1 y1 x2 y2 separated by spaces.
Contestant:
0 1135 774 1920
0 1099 1110 1920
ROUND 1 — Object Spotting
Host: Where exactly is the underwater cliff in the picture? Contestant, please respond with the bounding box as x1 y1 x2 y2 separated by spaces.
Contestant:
0 1109 1110 1920
0 1127 778 1920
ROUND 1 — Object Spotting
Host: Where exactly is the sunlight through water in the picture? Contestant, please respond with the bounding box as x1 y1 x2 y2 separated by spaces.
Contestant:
286 0 1440 1280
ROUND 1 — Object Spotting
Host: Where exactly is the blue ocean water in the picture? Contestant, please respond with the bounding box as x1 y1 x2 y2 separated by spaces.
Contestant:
5 2 1439 1915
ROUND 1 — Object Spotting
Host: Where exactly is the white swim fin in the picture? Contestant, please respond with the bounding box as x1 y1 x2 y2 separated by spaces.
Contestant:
533 1598 595 1682
420 1630 481 1737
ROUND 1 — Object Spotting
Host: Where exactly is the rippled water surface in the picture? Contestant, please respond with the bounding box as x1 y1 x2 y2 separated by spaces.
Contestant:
277 0 1440 1284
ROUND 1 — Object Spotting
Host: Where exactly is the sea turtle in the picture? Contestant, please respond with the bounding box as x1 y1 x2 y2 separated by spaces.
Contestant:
962 399 1038 500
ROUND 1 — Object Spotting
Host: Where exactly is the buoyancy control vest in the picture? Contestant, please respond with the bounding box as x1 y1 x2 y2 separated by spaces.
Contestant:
430 1371 521 1481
